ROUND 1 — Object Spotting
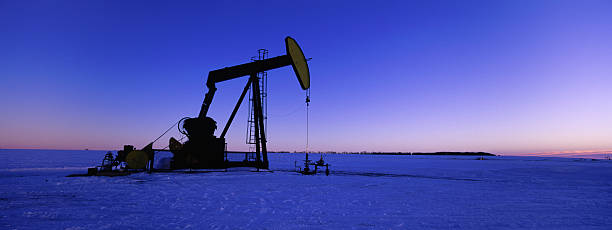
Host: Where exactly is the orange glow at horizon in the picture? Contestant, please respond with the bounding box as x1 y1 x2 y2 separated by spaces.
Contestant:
508 150 612 159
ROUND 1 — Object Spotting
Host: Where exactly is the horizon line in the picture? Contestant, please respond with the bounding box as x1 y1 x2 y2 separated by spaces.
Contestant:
2 148 611 160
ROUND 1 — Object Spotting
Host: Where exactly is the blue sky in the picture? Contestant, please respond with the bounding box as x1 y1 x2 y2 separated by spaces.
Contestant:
1 0 611 155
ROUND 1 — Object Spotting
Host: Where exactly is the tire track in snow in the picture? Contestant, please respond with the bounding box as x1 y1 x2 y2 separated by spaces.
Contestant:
275 169 482 181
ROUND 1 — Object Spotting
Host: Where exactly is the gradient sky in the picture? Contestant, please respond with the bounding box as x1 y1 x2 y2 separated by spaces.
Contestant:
1 0 611 155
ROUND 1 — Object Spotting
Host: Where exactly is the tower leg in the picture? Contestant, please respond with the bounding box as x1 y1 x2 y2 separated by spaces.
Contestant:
252 74 269 169
251 75 262 168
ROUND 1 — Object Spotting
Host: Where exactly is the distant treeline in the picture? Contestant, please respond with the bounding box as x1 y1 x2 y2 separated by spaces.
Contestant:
274 151 496 156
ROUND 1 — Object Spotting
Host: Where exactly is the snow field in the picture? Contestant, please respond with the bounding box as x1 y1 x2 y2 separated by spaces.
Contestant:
1 150 611 229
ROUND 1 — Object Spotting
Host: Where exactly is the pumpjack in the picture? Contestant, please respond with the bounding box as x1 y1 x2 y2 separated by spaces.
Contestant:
86 37 310 174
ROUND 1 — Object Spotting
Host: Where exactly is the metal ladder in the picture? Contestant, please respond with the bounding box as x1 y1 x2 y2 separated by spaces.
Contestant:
246 49 268 152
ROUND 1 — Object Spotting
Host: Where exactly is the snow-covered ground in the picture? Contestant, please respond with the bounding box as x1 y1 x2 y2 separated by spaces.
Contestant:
1 149 611 229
